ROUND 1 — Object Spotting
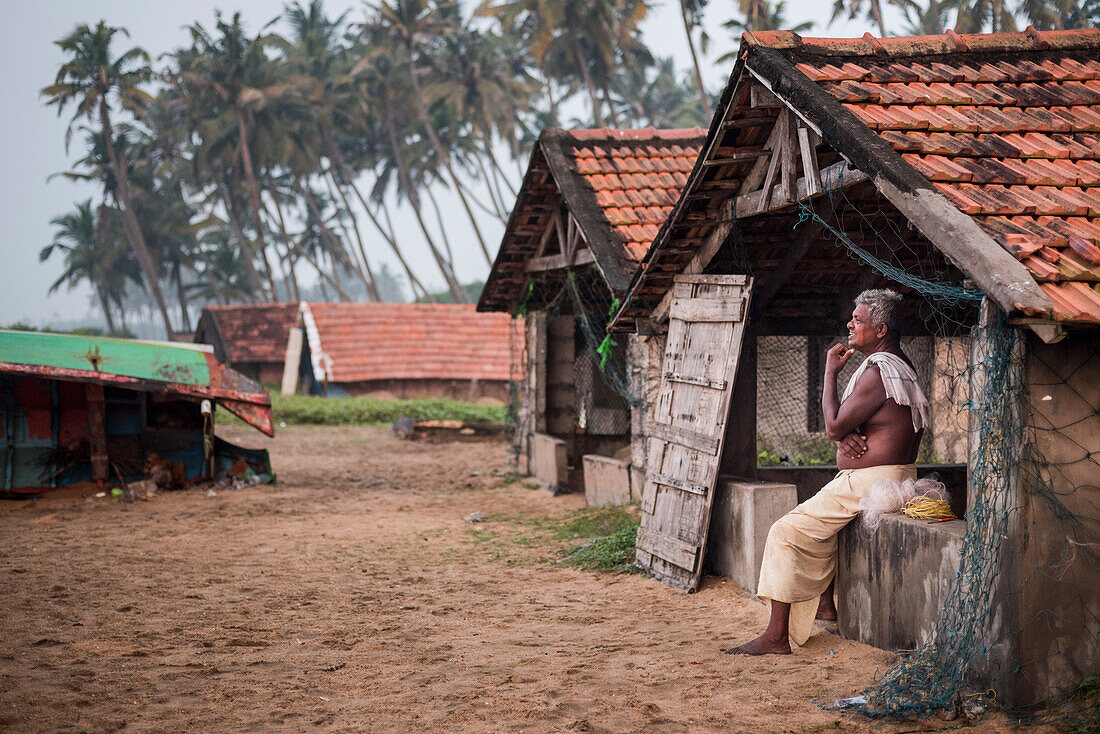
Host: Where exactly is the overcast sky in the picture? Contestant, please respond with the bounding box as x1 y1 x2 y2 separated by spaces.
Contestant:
0 0 892 330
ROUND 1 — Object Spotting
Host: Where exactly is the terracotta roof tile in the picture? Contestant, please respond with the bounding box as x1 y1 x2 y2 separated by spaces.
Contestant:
305 303 522 383
758 29 1100 323
196 303 299 365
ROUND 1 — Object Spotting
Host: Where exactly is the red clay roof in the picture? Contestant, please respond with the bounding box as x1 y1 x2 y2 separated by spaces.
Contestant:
478 128 704 312
567 128 705 265
748 28 1100 323
302 303 522 384
197 303 299 365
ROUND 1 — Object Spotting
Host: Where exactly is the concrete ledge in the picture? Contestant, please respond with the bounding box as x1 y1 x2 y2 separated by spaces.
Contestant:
629 465 645 504
530 433 568 494
706 478 798 594
838 513 967 651
583 455 632 507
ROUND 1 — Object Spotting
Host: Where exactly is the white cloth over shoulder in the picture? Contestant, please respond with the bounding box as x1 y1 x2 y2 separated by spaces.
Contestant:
842 351 930 432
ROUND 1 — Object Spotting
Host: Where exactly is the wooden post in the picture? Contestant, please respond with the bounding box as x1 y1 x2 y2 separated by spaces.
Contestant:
720 330 758 479
85 383 109 484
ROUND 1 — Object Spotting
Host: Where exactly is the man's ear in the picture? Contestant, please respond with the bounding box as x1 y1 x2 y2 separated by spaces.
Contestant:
876 322 889 339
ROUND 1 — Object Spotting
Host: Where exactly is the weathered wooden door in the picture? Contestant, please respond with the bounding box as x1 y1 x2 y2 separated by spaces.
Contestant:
636 274 753 591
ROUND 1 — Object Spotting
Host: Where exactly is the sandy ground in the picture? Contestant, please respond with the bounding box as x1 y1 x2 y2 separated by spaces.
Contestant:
0 425 1045 733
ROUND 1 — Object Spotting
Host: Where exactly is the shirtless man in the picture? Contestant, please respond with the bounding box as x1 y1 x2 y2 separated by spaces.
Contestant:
727 288 927 655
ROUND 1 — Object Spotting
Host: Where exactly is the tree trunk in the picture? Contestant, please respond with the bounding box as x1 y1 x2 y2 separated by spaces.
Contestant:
482 129 517 198
425 186 457 268
234 105 280 301
680 0 712 118
406 44 493 267
323 166 381 301
381 201 433 302
265 187 304 303
384 111 468 303
573 36 605 127
296 181 360 300
322 129 432 302
870 0 888 36
98 100 175 336
220 181 267 300
96 287 118 336
174 260 193 331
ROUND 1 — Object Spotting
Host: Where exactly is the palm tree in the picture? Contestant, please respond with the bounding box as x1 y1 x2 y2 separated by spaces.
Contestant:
350 50 470 302
363 0 495 266
944 0 1018 30
679 0 712 118
40 200 136 335
722 0 815 38
173 12 304 303
830 0 889 36
41 21 176 335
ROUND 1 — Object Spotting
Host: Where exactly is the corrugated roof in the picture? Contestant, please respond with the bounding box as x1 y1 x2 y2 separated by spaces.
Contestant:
0 330 273 435
301 303 522 384
195 303 299 365
616 28 1100 328
478 128 705 313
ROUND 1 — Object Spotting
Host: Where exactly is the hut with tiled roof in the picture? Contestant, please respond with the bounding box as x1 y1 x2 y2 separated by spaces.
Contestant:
194 303 300 385
610 29 1100 708
287 302 520 403
478 127 705 496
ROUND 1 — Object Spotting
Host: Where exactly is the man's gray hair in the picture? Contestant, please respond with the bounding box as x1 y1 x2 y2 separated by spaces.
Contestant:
855 288 903 336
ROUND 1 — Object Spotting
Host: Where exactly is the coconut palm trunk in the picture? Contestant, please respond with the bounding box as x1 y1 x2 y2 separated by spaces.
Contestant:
323 166 381 301
405 45 493 267
680 0 712 117
96 287 119 336
384 112 468 303
220 182 268 299
98 100 175 334
234 105 281 300
320 130 432 301
573 36 605 127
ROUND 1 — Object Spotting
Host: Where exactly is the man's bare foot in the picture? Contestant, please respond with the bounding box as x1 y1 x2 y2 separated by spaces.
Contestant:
723 635 791 655
816 598 838 621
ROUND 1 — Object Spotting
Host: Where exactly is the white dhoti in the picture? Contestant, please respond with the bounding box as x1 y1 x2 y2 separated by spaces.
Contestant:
756 463 918 645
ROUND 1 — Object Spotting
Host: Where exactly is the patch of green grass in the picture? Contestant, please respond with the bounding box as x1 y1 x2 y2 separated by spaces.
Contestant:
554 506 638 540
563 523 642 574
223 394 508 427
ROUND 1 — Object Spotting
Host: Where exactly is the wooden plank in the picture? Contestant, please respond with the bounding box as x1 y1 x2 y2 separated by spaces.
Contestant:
798 125 822 196
669 297 744 322
663 372 726 391
649 218 740 324
526 248 596 273
735 160 868 219
649 471 709 496
636 527 698 570
647 421 720 455
750 83 783 108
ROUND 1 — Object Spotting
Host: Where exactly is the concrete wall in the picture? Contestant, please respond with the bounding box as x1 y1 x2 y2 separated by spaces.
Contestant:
582 455 632 507
838 514 967 651
530 432 568 495
1008 331 1100 706
705 478 798 594
331 377 510 404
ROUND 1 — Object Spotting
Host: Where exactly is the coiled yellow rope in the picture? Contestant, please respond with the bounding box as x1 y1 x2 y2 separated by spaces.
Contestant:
902 489 956 521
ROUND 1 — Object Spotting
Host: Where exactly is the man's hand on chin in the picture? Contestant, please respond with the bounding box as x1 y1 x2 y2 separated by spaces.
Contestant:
826 343 854 375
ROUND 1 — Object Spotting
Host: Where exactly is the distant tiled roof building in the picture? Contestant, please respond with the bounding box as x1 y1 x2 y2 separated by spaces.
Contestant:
478 127 705 312
296 302 521 402
194 303 299 384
